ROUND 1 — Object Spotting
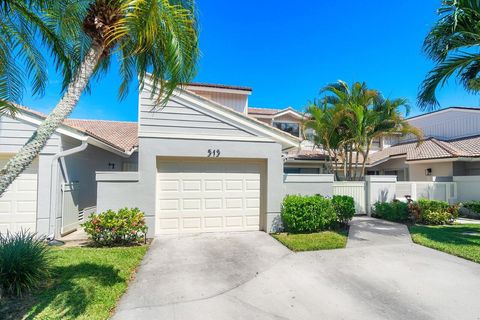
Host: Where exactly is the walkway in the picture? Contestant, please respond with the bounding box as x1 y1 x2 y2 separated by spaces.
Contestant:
347 216 412 248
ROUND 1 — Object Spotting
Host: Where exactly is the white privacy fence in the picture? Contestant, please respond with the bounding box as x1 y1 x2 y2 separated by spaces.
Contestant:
396 182 457 203
284 174 480 215
333 181 366 214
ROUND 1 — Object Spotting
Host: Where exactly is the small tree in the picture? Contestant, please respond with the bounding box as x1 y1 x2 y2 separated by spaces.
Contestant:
304 80 422 180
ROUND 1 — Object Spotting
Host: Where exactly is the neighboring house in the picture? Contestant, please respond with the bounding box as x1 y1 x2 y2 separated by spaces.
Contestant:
367 107 480 181
0 107 138 236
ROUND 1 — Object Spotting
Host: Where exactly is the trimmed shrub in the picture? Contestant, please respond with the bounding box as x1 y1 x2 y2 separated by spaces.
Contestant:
416 199 456 225
420 210 452 225
82 208 148 246
0 230 51 297
332 195 355 225
373 200 410 222
281 195 337 233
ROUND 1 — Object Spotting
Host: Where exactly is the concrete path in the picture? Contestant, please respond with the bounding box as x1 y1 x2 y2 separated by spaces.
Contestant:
347 216 412 248
113 220 480 320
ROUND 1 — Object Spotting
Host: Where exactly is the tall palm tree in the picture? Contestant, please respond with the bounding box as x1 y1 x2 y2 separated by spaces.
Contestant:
305 80 422 181
0 0 198 196
419 0 480 110
0 0 71 115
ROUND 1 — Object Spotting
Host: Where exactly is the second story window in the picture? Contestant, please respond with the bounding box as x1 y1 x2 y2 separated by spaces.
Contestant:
273 122 300 137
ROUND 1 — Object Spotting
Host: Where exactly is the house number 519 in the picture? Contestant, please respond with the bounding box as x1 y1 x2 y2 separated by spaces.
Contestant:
208 149 221 157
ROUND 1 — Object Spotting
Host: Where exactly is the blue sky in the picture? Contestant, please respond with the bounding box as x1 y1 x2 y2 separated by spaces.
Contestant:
23 0 480 121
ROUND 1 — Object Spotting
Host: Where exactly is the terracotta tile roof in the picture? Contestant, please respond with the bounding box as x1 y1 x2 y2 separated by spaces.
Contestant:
368 135 480 165
14 104 137 152
64 119 138 152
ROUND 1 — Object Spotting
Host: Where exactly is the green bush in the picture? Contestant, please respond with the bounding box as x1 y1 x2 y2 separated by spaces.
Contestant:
0 230 51 297
462 201 480 219
82 208 148 246
281 195 337 233
416 199 456 225
373 200 410 222
420 210 452 225
332 195 356 225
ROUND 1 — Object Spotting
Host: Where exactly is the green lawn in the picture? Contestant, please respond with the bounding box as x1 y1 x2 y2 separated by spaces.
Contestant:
271 230 348 252
0 245 148 320
409 224 480 263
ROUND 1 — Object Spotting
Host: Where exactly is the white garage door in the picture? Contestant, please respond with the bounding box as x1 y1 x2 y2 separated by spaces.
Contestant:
156 159 263 234
0 156 38 234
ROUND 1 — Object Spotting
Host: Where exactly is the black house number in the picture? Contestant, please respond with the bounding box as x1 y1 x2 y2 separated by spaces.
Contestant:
207 149 221 157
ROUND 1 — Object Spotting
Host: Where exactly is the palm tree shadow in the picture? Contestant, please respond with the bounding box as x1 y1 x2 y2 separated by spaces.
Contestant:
22 262 123 320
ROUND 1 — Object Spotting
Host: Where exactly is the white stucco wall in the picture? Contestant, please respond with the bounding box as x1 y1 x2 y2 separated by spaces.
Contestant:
409 162 453 181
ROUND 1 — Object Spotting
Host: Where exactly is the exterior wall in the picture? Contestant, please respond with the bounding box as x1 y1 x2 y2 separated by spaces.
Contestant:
187 89 248 114
406 109 480 140
453 176 480 202
283 174 333 197
139 91 254 138
0 115 62 236
408 162 453 181
284 161 326 174
96 136 285 235
0 115 60 154
60 136 125 211
333 181 366 214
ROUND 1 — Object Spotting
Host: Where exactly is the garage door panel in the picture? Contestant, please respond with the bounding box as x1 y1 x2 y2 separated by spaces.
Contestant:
156 160 262 234
0 157 38 233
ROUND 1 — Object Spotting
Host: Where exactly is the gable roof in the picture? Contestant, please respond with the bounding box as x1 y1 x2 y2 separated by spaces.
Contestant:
185 82 252 92
408 106 480 121
248 106 303 119
11 105 138 153
172 87 300 149
368 135 480 165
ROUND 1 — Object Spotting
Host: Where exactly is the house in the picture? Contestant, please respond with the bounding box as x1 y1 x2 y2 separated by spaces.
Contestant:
366 107 480 181
249 105 480 182
0 81 299 237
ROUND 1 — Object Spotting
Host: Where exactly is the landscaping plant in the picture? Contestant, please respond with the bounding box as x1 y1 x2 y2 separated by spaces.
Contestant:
82 208 148 246
332 195 355 226
0 230 51 297
281 195 337 233
416 199 457 225
461 201 480 219
372 200 410 222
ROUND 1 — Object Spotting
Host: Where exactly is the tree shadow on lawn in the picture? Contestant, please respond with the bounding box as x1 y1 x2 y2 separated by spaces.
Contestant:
411 225 480 247
3 262 123 320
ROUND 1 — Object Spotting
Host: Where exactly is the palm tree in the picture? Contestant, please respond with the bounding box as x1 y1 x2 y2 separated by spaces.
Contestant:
0 0 198 195
305 80 422 181
419 0 480 110
0 0 71 115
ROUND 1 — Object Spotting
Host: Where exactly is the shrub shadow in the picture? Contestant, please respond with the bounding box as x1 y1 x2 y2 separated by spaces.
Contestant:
10 262 123 320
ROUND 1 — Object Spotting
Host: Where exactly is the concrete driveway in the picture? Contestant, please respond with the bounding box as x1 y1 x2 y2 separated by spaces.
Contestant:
114 218 480 320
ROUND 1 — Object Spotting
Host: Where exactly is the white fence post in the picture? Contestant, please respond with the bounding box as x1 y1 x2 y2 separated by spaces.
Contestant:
365 176 397 216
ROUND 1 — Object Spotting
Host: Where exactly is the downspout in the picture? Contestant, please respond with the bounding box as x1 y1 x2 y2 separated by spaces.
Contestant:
47 140 89 240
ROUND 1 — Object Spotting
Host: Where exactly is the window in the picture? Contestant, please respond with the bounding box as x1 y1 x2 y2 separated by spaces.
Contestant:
273 122 300 137
371 138 381 148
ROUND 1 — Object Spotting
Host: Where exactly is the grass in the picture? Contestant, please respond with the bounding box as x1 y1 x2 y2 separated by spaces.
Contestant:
271 230 348 252
0 245 148 320
409 224 480 263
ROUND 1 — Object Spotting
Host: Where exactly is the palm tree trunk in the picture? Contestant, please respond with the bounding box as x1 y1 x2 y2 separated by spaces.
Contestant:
360 143 371 180
347 144 353 181
353 149 360 181
0 44 104 196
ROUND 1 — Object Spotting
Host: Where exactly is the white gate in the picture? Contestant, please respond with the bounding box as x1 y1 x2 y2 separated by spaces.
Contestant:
333 181 366 214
